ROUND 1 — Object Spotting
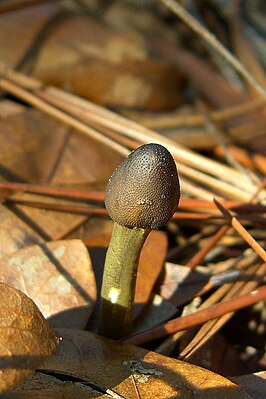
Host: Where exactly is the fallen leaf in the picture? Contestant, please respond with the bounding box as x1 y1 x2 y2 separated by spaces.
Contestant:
0 204 42 259
1 372 110 398
0 109 70 184
0 99 25 119
0 2 60 68
11 192 94 241
180 333 247 376
84 232 112 248
0 107 86 240
133 294 177 335
231 371 266 399
31 11 184 109
50 130 124 186
135 230 168 317
230 16 266 96
9 119 123 240
159 262 209 306
153 42 250 109
0 282 58 393
18 328 252 398
0 240 96 329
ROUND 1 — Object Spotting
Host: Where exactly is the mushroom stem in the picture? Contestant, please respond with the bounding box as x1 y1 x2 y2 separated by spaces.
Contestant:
99 143 180 339
99 222 150 339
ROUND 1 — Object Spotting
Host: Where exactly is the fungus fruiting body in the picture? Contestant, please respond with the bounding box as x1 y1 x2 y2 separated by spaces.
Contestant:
105 143 180 229
99 143 180 339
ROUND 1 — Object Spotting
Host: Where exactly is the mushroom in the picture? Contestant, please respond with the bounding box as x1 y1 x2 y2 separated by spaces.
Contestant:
99 143 180 339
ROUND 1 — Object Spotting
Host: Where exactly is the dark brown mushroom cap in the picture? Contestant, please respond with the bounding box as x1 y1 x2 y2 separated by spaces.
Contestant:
105 143 180 229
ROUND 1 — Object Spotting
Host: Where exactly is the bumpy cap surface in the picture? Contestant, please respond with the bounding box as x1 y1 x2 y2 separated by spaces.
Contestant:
105 143 180 229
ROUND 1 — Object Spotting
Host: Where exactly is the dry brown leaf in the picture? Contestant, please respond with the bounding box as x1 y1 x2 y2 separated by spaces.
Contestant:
180 333 247 377
0 2 60 68
22 328 252 399
3 110 123 240
0 109 69 184
159 263 209 307
153 43 250 108
230 17 266 96
11 192 96 241
135 230 168 317
231 371 266 399
84 232 112 248
133 293 177 334
0 204 42 259
31 12 184 110
1 372 110 399
0 99 25 119
0 240 96 329
52 56 185 110
0 282 58 393
0 107 90 240
50 130 124 186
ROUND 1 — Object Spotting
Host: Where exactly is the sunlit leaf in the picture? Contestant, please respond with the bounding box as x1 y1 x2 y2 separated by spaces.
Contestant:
0 240 96 328
0 283 58 393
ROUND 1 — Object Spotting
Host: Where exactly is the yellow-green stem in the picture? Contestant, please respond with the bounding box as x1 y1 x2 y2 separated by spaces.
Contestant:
99 222 150 339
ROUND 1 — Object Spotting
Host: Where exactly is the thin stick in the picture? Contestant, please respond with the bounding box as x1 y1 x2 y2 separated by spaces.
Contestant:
43 89 255 191
197 100 255 180
159 0 266 100
1 181 266 213
2 67 257 194
132 98 266 129
1 68 263 199
0 78 129 158
179 163 252 201
124 285 266 345
186 224 230 269
7 199 107 216
0 181 104 201
179 262 266 360
214 199 266 262
6 198 266 224
0 0 57 13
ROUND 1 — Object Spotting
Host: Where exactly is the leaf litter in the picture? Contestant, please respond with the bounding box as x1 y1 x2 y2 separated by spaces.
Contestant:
0 0 265 397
